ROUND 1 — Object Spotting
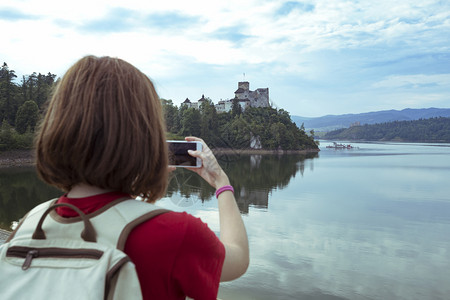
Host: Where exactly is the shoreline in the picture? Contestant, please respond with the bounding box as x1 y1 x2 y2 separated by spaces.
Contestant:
0 148 320 169
212 148 320 155
0 150 35 168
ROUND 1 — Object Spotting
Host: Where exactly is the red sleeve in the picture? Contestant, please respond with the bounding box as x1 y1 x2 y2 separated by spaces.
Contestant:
124 211 225 300
172 214 226 300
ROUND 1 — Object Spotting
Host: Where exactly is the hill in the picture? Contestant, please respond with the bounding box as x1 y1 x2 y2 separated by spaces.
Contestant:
292 108 450 132
162 100 319 151
323 117 450 142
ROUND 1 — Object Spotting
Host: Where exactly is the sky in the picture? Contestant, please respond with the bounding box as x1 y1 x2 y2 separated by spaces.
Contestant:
1 0 449 117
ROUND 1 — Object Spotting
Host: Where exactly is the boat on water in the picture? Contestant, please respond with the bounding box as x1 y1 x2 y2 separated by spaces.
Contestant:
326 142 354 149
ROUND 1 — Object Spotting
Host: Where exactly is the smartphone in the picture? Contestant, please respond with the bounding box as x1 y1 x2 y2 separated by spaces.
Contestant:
167 140 202 168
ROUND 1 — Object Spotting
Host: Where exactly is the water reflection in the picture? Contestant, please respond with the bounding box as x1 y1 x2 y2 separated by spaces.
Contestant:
2 143 450 299
167 153 318 213
0 167 62 230
0 153 318 230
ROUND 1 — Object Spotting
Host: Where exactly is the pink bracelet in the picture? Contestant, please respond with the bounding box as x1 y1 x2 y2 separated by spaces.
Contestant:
215 185 234 198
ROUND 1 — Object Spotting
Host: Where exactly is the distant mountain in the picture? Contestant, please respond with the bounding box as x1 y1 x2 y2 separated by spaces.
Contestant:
292 108 450 132
323 117 450 142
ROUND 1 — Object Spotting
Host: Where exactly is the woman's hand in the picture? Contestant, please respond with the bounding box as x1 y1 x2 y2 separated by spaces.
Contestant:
184 136 230 189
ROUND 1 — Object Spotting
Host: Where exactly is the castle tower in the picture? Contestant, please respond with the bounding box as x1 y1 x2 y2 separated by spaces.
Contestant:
238 81 249 91
235 81 250 100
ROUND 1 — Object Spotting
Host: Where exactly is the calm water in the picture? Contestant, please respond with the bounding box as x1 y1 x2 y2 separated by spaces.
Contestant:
1 142 449 299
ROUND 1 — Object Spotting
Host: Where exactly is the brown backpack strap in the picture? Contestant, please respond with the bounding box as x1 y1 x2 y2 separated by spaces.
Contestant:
116 209 170 251
32 203 97 242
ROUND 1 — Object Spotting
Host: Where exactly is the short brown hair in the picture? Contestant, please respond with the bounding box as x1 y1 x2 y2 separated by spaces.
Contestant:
35 56 168 202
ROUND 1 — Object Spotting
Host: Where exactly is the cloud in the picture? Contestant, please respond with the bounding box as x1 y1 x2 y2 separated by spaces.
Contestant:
210 25 251 44
276 1 315 16
79 7 201 33
143 11 201 30
373 74 450 89
0 7 38 21
80 7 137 33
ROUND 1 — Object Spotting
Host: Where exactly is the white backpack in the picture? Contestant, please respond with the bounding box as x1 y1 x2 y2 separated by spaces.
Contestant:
0 198 169 300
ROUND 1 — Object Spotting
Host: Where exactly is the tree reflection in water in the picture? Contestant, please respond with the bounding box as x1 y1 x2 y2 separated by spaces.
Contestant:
167 153 318 213
0 167 62 231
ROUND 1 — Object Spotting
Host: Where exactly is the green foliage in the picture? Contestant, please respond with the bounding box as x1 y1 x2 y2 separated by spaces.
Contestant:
166 132 184 140
199 99 218 144
0 120 35 151
0 63 20 126
324 117 450 142
0 120 14 151
161 99 180 133
231 98 242 117
20 72 56 110
0 63 56 152
179 107 202 137
15 100 39 134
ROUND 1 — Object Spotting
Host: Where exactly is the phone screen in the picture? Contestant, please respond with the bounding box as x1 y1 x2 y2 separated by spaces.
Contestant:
168 141 199 167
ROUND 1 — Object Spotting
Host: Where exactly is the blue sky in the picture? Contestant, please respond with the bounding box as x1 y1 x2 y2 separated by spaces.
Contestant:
1 0 449 117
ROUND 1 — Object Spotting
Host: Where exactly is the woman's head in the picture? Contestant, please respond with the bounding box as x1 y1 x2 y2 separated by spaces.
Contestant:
36 55 168 202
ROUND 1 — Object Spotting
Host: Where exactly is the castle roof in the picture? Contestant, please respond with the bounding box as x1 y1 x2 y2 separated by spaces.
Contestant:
198 94 206 101
183 98 191 103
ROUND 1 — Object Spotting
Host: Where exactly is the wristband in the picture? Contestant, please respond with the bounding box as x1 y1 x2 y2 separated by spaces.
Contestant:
215 185 234 198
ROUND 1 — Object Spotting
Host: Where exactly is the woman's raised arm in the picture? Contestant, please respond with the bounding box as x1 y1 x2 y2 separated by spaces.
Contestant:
185 136 249 281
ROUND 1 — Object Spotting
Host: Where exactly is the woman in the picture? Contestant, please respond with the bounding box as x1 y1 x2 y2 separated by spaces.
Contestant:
35 55 249 299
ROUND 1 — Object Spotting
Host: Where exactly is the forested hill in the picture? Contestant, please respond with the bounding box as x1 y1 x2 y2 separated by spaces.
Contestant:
162 99 319 151
293 108 450 132
323 117 450 142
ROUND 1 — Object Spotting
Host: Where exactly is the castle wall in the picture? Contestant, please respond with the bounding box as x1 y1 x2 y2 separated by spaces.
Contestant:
249 88 269 108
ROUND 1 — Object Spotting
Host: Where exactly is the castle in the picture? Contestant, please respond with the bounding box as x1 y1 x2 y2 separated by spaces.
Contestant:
182 81 269 113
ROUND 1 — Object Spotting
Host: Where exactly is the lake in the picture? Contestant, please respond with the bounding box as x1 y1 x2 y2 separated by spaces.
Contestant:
1 141 450 300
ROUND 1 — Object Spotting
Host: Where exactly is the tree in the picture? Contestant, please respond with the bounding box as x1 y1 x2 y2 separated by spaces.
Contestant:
199 99 218 145
269 122 287 149
0 119 14 150
15 100 39 134
20 72 56 110
219 115 252 149
231 98 242 117
161 99 180 133
35 73 56 109
0 63 19 126
180 107 201 137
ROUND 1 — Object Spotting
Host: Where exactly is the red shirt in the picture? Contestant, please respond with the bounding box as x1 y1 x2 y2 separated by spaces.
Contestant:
56 192 225 300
